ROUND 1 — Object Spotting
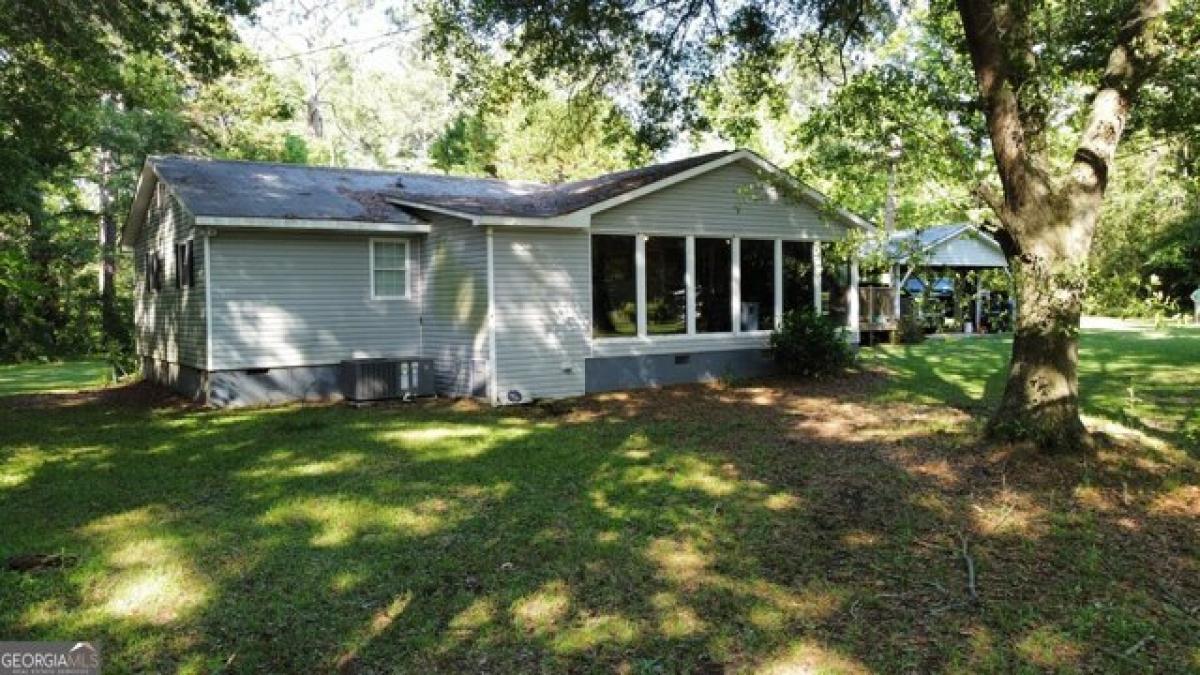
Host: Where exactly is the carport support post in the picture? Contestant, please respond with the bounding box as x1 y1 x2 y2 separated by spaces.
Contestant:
849 257 861 344
974 277 982 334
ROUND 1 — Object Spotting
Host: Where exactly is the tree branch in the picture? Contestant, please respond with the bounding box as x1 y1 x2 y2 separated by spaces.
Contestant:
1069 0 1171 201
956 0 1039 213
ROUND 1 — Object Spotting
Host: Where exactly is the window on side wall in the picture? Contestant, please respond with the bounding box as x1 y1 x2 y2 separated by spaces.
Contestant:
591 234 637 337
175 240 194 288
371 239 409 299
145 251 163 292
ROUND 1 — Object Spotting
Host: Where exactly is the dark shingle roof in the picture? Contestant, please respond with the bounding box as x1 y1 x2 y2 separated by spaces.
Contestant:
383 150 734 217
149 155 425 224
149 151 736 223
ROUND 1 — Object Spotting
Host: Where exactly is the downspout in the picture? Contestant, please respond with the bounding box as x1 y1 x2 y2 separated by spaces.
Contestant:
486 226 498 404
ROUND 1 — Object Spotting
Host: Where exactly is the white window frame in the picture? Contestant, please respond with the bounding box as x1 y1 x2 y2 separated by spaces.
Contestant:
369 238 410 300
589 232 828 341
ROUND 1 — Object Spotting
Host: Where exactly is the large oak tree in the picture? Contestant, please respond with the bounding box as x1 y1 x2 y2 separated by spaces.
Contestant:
425 0 1195 451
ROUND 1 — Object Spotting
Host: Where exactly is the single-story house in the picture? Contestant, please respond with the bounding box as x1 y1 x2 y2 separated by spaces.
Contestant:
121 149 871 407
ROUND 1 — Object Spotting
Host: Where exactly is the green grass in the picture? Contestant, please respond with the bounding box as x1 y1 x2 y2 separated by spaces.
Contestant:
862 326 1200 449
0 360 109 397
1 328 1198 672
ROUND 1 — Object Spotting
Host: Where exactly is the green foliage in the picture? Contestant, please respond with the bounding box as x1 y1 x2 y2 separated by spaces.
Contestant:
893 313 926 345
430 93 650 182
770 309 855 378
430 113 498 176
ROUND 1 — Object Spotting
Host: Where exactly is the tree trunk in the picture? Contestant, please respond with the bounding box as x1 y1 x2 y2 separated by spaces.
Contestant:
956 0 1169 452
987 233 1089 451
97 146 120 341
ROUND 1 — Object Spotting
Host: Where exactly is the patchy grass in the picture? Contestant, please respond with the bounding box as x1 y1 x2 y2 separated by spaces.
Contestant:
1 329 1198 672
0 360 109 397
862 325 1200 450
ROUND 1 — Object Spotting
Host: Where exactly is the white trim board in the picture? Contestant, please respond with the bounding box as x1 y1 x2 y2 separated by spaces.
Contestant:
195 215 431 234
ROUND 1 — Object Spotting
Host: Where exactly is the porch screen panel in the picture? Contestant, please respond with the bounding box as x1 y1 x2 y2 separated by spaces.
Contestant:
644 235 686 335
591 235 638 337
821 245 851 326
695 237 732 333
740 239 775 331
782 241 814 315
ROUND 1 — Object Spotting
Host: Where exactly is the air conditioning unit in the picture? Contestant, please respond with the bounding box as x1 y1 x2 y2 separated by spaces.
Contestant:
341 358 434 401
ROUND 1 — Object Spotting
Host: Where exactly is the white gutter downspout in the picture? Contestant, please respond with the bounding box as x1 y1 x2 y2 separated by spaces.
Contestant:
203 231 215 404
486 226 498 404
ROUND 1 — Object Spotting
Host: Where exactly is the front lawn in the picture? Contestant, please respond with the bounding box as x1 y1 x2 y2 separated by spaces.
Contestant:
1 329 1197 672
0 360 109 397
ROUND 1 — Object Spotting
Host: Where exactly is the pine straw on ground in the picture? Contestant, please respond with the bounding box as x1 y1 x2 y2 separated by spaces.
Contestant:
2 372 1197 672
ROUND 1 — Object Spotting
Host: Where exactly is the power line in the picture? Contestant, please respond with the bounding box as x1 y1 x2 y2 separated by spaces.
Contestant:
261 23 428 63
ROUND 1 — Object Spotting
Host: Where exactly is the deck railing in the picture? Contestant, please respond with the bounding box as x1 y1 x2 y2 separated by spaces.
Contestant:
858 286 897 330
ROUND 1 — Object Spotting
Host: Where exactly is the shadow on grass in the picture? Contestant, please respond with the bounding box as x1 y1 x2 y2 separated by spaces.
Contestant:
1 377 1198 672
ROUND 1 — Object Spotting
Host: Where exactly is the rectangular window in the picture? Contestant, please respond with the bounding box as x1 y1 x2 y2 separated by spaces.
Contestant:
145 251 163 292
821 245 851 326
695 237 732 333
782 241 814 315
591 235 637 337
371 239 409 299
175 241 194 288
740 239 775 331
644 235 686 335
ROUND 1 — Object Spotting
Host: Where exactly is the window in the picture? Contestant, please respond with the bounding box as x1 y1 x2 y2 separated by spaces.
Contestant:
782 241 814 315
591 235 637 337
740 239 775 331
821 244 851 326
695 237 732 333
590 234 844 339
371 239 409 299
145 251 162 292
175 240 194 288
644 236 686 335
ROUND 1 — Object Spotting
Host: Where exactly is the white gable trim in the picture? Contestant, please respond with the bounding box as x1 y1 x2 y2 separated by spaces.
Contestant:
579 150 874 231
925 224 1004 254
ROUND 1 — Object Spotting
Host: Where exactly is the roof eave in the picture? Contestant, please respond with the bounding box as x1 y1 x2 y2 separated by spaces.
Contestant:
118 161 158 250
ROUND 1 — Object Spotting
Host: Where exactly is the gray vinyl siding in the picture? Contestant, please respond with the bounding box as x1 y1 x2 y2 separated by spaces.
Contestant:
420 214 490 396
208 231 422 370
591 160 847 240
133 188 206 368
492 228 590 401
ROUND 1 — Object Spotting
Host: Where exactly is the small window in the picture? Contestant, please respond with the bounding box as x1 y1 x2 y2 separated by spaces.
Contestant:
175 241 194 288
145 251 163 292
371 239 409 299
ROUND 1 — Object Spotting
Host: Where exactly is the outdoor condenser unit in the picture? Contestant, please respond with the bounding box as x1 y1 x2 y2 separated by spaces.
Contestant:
340 358 434 401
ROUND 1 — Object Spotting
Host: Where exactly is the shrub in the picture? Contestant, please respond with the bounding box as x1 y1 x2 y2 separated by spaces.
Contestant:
770 309 854 378
893 312 926 345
